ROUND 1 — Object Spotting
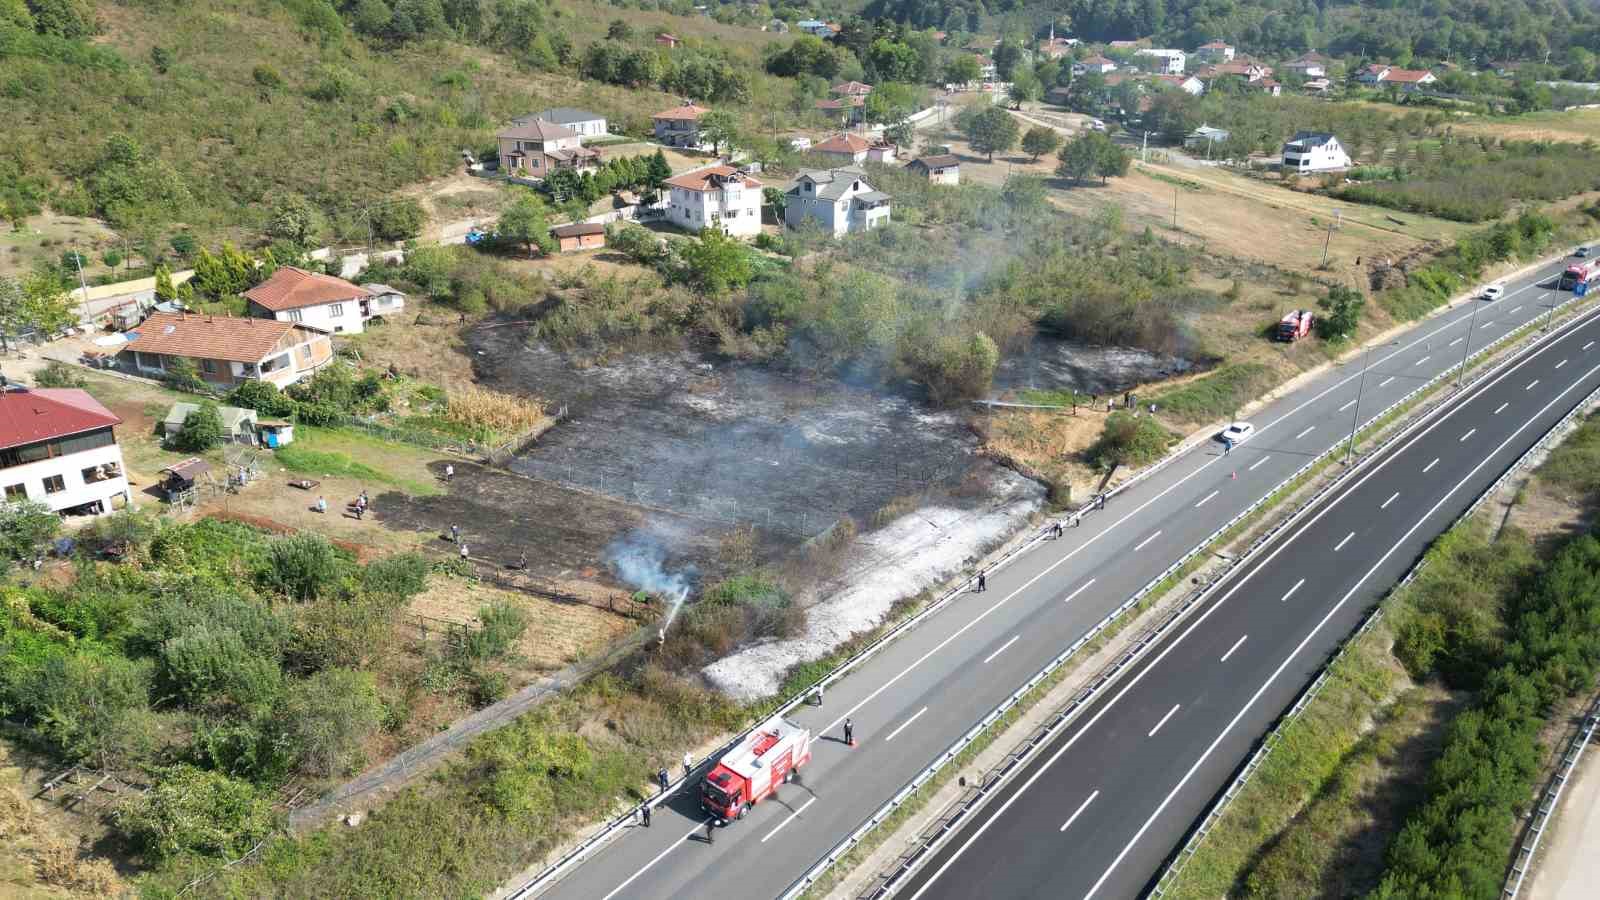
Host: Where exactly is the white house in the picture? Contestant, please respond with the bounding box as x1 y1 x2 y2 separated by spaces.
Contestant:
663 165 763 238
1358 65 1437 91
1195 40 1235 63
1282 131 1352 172
245 266 404 335
1136 48 1187 74
783 167 891 237
0 386 131 517
1283 52 1329 79
1155 73 1206 95
525 107 608 139
1073 55 1118 76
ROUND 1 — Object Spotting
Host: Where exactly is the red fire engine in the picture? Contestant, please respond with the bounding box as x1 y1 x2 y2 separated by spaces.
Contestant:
1276 309 1314 342
700 716 812 823
1560 259 1600 292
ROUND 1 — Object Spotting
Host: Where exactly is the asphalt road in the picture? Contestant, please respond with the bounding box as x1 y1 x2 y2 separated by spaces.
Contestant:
900 297 1600 899
532 254 1584 900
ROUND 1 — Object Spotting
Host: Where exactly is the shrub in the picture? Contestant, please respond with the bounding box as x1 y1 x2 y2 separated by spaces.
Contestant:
227 379 298 417
260 533 343 601
159 625 282 709
361 552 430 600
267 668 384 777
173 401 225 452
1087 412 1175 470
31 361 86 388
114 766 275 863
161 357 208 394
13 654 153 767
459 601 528 661
1316 285 1365 342
0 499 60 563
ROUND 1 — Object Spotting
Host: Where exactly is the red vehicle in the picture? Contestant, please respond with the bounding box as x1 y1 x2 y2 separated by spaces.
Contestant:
700 716 812 823
1276 309 1314 342
1559 259 1600 292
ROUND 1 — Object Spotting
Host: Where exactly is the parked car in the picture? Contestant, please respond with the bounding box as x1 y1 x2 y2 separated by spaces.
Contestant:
1218 421 1256 445
1576 246 1591 258
1481 283 1505 301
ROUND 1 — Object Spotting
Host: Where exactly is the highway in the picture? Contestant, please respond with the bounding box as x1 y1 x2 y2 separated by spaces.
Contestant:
899 283 1600 900
529 254 1583 900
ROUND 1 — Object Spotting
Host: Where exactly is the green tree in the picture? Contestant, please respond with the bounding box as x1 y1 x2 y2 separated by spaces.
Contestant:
495 193 556 259
268 668 385 776
865 38 919 83
964 106 1019 162
993 38 1024 80
227 380 298 417
944 54 981 85
1008 69 1043 106
265 191 325 249
262 533 343 601
1094 137 1131 183
0 273 76 350
174 402 225 452
114 766 274 863
149 45 172 74
153 265 177 302
0 498 60 564
369 198 425 242
606 18 632 40
699 109 738 156
1055 132 1100 185
1020 125 1061 161
17 653 152 768
1317 285 1366 341
679 229 753 296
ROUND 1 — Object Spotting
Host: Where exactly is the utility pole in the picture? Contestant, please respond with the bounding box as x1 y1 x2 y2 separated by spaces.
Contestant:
1320 218 1335 267
70 247 90 311
1172 185 1178 229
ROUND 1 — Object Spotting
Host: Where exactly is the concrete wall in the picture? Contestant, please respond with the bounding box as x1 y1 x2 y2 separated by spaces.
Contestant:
0 441 129 515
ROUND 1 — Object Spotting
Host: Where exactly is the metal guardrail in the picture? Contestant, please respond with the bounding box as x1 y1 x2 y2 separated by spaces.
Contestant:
1150 342 1600 900
1505 695 1600 898
823 295 1600 900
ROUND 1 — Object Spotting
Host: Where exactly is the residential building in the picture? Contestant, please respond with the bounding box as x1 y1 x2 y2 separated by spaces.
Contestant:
162 402 258 445
1195 40 1235 63
497 118 599 179
973 55 998 80
1204 61 1268 82
904 154 960 185
552 222 607 252
1252 78 1283 96
245 266 404 335
1283 52 1329 78
865 141 898 164
653 102 714 151
814 95 866 126
1358 64 1437 91
796 19 830 37
1303 77 1332 94
1281 131 1352 172
1074 54 1118 76
1136 48 1187 74
118 312 334 389
1154 73 1206 95
526 107 608 138
783 167 891 236
1040 37 1081 59
1184 124 1231 148
656 32 679 48
831 81 873 97
812 132 872 165
663 165 763 238
0 386 130 517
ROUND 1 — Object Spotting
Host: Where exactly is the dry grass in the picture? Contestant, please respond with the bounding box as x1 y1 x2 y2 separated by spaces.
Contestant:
980 407 1120 502
1446 106 1600 144
446 385 546 436
404 574 633 672
0 747 121 899
346 317 481 391
0 213 122 278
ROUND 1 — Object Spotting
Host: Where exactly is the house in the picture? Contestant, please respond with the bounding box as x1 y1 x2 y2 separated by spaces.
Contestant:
831 81 873 97
1040 37 1081 59
1184 124 1231 147
653 102 714 151
865 141 898 164
118 312 333 389
1358 64 1437 91
814 95 866 126
1154 73 1206 95
796 19 831 37
1195 40 1235 63
551 222 607 253
1074 55 1118 76
972 55 998 80
783 167 891 236
497 118 600 179
162 402 258 445
663 165 763 238
1205 62 1268 82
812 132 872 165
245 266 403 335
656 32 679 48
527 107 608 139
904 154 960 185
1281 131 1351 172
1251 78 1283 96
1136 48 1187 74
0 386 130 517
1283 52 1329 78
1303 77 1332 94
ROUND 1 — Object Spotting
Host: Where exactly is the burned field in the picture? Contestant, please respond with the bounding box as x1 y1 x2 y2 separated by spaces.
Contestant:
992 336 1200 398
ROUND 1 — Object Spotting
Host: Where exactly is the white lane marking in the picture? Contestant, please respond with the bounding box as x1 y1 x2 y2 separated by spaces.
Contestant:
1381 491 1399 509
1062 579 1096 604
1449 337 1464 347
1424 458 1440 473
760 796 817 844
1195 490 1220 508
1079 356 1600 900
884 707 928 743
1133 531 1163 552
1460 428 1477 442
1557 358 1568 369
1280 578 1305 602
1527 379 1540 391
1334 531 1355 551
1585 341 1595 350
1147 704 1181 738
1510 305 1524 315
1415 355 1430 366
1378 376 1396 387
1494 402 1508 415
1295 426 1316 440
1248 455 1271 471
1220 634 1248 663
600 816 715 900
1338 399 1356 412
983 635 1020 665
1059 790 1100 832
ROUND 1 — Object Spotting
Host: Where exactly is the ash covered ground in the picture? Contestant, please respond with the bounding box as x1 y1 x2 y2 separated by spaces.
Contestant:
991 336 1198 398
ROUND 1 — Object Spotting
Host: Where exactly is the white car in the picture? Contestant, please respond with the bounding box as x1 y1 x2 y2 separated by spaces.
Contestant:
1577 246 1591 258
1481 283 1505 301
1218 422 1255 445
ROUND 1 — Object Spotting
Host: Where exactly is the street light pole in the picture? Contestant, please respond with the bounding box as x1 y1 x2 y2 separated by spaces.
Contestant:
1345 343 1376 464
1455 296 1482 390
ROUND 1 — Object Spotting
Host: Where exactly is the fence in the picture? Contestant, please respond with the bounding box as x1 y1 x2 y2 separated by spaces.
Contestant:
1504 695 1600 898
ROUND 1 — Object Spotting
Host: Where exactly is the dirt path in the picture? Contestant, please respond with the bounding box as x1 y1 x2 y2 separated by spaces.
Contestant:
1525 734 1600 900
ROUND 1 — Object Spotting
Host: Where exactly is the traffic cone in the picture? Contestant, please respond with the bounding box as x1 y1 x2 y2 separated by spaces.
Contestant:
1231 470 1237 480
848 737 856 747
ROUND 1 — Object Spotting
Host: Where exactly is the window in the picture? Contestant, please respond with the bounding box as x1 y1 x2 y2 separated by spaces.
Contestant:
299 343 313 363
287 309 303 323
4 484 24 500
83 462 120 483
43 475 65 494
200 359 216 374
329 303 344 317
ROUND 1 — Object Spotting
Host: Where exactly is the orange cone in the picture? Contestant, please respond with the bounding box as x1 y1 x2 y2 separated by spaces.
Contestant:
1231 470 1237 480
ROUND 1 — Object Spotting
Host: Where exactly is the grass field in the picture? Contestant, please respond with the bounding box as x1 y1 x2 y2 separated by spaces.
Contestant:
1445 106 1600 143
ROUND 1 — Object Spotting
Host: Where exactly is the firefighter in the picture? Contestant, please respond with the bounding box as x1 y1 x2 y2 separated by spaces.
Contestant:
683 751 693 778
706 819 716 845
1052 522 1063 540
658 767 670 795
450 524 460 544
977 571 986 592
641 803 651 828
843 718 855 747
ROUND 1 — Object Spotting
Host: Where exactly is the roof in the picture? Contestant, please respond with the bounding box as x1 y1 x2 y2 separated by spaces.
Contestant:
653 102 709 121
123 312 306 364
0 388 121 451
243 266 371 312
787 166 875 201
907 154 960 169
1081 55 1115 65
164 402 255 429
1199 40 1232 49
1384 67 1434 83
853 190 891 204
663 164 762 192
814 96 865 110
831 81 873 95
497 117 580 142
551 222 606 238
360 283 403 296
531 107 606 125
813 132 871 154
1286 131 1339 147
656 32 678 41
1155 74 1199 85
162 458 210 482
715 716 807 781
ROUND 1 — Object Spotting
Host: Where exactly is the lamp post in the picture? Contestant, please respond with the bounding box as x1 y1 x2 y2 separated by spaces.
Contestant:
1455 296 1483 390
1346 340 1399 464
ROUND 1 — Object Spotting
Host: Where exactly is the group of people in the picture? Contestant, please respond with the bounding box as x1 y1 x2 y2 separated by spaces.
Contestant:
310 490 370 519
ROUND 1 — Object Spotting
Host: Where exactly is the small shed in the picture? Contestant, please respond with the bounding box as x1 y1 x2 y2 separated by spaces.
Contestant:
163 402 259 445
257 419 295 448
552 222 607 253
160 457 211 500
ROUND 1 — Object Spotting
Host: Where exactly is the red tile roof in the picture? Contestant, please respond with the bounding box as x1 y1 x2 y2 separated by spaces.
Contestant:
243 267 371 312
814 132 871 154
662 165 762 192
551 222 606 237
0 387 121 451
1384 67 1434 83
123 312 308 363
653 102 710 121
831 81 873 95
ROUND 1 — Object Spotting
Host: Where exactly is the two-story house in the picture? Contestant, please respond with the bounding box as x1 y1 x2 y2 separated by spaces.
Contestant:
1281 131 1352 172
783 167 892 237
1283 52 1329 79
815 95 866 126
245 267 404 335
1195 40 1235 63
0 386 131 517
1136 48 1187 74
1073 55 1118 76
526 107 608 139
812 132 871 165
663 165 764 238
118 312 333 389
497 118 599 179
653 102 715 151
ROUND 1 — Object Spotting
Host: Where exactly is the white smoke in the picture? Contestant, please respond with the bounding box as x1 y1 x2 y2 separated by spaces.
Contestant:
605 530 698 629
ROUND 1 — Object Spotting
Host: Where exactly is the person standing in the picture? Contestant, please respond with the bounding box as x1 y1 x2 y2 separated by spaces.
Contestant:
977 571 987 592
444 463 454 482
843 718 855 747
451 524 460 544
658 767 670 795
315 495 327 514
459 543 469 561
641 803 651 828
683 751 693 778
705 819 715 845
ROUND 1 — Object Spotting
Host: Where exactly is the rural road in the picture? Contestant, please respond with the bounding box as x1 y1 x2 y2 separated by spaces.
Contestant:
526 253 1586 900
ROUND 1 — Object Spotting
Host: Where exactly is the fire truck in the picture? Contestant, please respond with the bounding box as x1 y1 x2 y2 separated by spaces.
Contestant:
1276 310 1314 342
700 716 812 823
1559 259 1600 293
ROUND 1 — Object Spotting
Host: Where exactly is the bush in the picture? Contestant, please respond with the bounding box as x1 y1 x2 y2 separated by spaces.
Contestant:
1316 285 1365 342
114 766 275 863
459 601 528 661
260 533 343 601
0 499 60 563
267 668 384 777
227 379 298 417
161 357 208 394
361 552 430 601
173 401 225 452
13 653 153 767
1087 412 1175 470
31 361 86 388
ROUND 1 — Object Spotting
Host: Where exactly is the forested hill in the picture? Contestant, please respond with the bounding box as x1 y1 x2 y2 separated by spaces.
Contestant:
860 0 1600 62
